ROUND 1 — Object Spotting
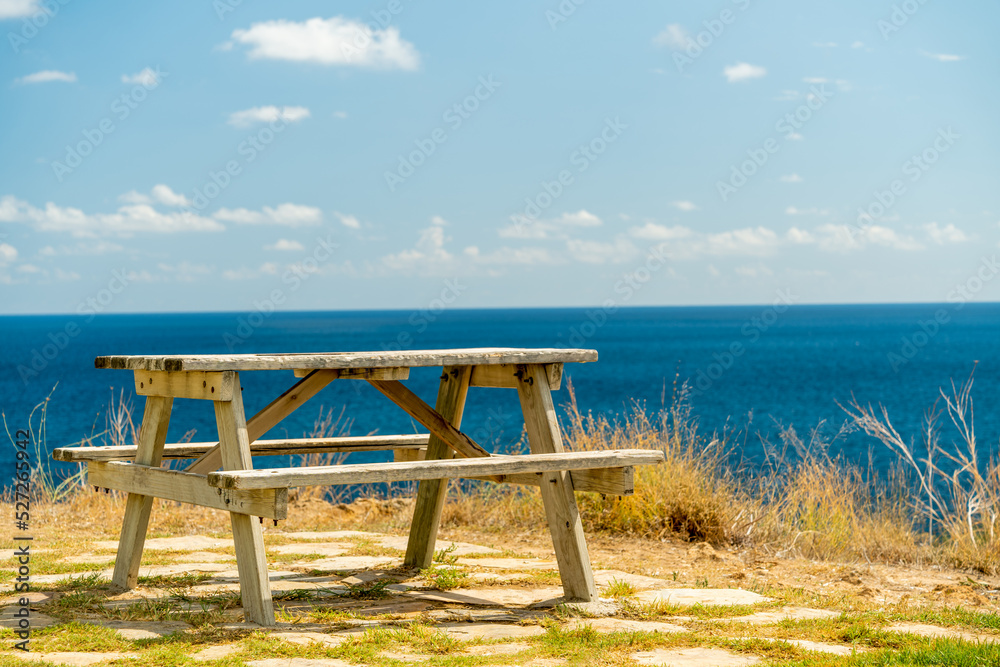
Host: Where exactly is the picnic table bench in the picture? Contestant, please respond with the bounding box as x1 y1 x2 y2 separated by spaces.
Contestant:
53 348 664 626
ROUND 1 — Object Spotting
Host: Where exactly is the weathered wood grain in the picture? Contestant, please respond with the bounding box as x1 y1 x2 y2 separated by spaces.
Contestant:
404 366 471 569
292 367 409 379
88 461 288 518
214 374 275 626
185 369 338 474
111 396 172 591
517 363 597 602
367 379 492 460
469 363 562 390
95 348 598 372
207 450 663 490
134 370 235 401
55 434 431 462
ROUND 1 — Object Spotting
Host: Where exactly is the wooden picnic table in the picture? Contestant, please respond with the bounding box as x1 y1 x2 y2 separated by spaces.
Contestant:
53 348 664 626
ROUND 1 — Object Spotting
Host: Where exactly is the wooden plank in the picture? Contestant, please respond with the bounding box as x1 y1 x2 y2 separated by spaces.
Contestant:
292 367 409 379
207 450 663 490
470 363 562 390
394 447 635 495
185 369 338 474
404 366 470 569
95 347 598 372
89 462 288 519
473 467 635 496
56 435 431 462
111 396 172 592
134 370 235 401
368 379 491 460
517 363 597 602
214 374 275 627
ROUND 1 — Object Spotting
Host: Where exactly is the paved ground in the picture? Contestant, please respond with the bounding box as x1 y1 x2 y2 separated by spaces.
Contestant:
2 529 999 666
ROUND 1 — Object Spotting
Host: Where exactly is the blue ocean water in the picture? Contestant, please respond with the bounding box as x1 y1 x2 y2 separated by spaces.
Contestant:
1 304 998 479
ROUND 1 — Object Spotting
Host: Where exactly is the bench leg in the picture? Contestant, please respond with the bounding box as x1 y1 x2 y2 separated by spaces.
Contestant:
404 366 472 569
516 363 597 601
215 376 275 626
111 396 173 591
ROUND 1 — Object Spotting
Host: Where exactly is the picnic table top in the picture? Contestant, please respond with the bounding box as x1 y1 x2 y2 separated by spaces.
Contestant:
95 347 598 372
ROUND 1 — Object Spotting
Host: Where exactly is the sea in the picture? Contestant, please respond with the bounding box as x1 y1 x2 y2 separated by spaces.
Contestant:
2 304 999 481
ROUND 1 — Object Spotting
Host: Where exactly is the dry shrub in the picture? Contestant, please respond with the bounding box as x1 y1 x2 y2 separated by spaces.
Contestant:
844 366 1000 574
566 385 743 543
751 425 923 563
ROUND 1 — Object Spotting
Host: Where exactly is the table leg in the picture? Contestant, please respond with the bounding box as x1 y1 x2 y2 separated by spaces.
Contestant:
214 375 275 626
516 363 597 601
404 366 472 569
111 396 173 591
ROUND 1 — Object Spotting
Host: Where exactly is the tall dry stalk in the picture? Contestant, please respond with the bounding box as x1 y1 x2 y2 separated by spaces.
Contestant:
844 366 1000 573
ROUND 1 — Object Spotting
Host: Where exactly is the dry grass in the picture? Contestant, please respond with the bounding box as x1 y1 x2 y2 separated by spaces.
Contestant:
7 368 1000 574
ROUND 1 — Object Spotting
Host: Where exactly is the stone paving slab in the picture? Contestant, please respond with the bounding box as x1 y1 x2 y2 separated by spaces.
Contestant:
463 641 533 656
635 589 770 607
593 569 671 590
247 659 353 667
304 556 400 571
273 630 352 647
376 535 499 555
93 536 229 551
456 557 558 570
5 651 139 665
573 618 688 634
781 639 858 655
408 587 563 607
886 622 1000 643
174 551 235 563
83 619 192 640
279 531 379 541
726 607 840 624
192 644 240 661
438 622 547 640
0 606 58 629
379 650 432 662
271 542 350 557
632 647 760 666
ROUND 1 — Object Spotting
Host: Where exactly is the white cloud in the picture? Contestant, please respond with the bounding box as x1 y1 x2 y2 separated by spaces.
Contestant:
786 132 804 141
118 190 151 205
0 242 17 264
227 105 311 128
498 209 601 240
671 200 699 212
704 227 780 256
629 223 693 241
734 263 773 278
213 203 322 226
566 237 638 264
121 67 161 86
333 110 348 119
39 241 124 256
382 219 454 273
0 0 41 19
157 261 213 282
231 16 420 70
780 174 803 183
0 195 223 236
786 227 815 244
851 41 865 49
785 206 829 215
15 70 76 84
813 42 837 48
810 224 922 252
463 245 561 266
151 184 191 207
266 239 305 251
923 222 968 244
803 77 827 84
774 90 800 101
653 24 692 50
922 51 964 62
335 212 361 229
723 62 766 83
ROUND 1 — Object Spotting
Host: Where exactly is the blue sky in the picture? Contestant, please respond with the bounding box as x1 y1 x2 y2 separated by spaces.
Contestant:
1 0 997 313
